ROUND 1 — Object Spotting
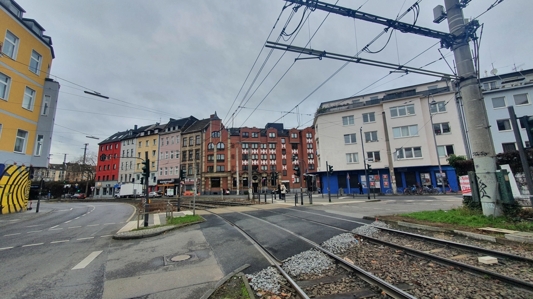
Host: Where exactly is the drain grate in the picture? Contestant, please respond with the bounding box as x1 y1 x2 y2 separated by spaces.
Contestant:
164 252 198 265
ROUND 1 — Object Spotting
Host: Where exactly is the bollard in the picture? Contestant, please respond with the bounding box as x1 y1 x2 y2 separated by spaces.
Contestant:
309 192 313 204
144 203 149 227
264 192 267 203
294 193 297 206
178 197 181 212
300 191 303 205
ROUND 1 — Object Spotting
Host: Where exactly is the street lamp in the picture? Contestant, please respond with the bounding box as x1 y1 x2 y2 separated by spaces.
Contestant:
428 95 446 194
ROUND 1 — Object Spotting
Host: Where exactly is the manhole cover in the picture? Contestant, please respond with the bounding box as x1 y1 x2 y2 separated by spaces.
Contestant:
170 254 191 262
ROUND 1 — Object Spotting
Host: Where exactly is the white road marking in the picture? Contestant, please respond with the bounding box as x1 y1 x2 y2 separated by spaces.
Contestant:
26 225 40 228
75 217 80 219
0 247 14 250
68 226 81 229
87 224 99 227
51 240 69 244
4 233 21 237
49 228 63 230
64 220 71 224
22 243 44 247
100 235 112 238
72 251 102 270
77 237 94 241
103 223 115 225
27 230 42 233
50 225 59 229
57 209 70 212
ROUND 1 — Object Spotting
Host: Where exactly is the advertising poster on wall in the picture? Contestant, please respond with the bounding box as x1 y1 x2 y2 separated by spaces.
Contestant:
373 175 380 188
360 175 367 188
436 172 447 186
382 174 389 188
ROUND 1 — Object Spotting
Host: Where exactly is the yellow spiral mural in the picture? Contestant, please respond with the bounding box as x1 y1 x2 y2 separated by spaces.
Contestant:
0 164 30 214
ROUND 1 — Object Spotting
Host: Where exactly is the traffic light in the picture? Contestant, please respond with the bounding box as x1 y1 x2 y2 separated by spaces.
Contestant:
367 164 373 174
328 164 334 174
180 169 187 180
142 159 150 179
294 166 300 177
520 116 533 147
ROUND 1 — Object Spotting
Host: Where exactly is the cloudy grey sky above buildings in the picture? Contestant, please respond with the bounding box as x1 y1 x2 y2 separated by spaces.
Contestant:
16 0 531 164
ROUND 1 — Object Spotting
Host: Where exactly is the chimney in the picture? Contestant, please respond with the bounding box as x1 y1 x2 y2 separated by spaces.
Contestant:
134 125 138 130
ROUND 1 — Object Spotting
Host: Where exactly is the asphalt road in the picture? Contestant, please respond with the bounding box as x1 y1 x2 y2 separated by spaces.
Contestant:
0 195 463 299
0 202 134 299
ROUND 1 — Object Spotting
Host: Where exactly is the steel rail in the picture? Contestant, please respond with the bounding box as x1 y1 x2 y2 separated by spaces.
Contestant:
212 207 416 299
205 210 310 299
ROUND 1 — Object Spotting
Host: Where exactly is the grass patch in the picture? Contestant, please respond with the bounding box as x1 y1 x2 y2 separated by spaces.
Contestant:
167 214 203 225
400 207 533 231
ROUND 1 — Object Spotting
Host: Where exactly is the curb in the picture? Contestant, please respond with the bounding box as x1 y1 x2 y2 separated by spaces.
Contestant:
199 264 251 299
112 219 205 240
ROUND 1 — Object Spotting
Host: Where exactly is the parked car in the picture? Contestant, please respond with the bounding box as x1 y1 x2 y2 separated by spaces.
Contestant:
70 193 86 199
148 191 162 198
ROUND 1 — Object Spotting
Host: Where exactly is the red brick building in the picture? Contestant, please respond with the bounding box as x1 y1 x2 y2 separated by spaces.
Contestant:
201 119 317 195
95 131 125 197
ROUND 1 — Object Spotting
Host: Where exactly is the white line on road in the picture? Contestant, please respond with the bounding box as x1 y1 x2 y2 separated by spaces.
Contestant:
26 225 40 228
68 226 81 229
77 237 94 241
27 230 43 233
0 247 14 250
50 225 59 229
102 223 115 225
72 251 102 270
100 235 112 238
51 240 70 244
75 217 80 219
49 228 63 230
87 224 99 227
22 243 44 247
64 220 71 224
4 233 21 236
57 209 70 212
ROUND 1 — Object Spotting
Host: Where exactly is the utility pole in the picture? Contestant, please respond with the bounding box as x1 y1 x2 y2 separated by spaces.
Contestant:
83 143 89 196
248 151 253 200
281 0 501 215
193 163 197 215
360 127 370 200
428 96 446 194
381 112 397 194
236 144 240 195
444 0 500 215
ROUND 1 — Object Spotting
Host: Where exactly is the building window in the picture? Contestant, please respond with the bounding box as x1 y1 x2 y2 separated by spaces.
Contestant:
362 112 375 123
306 132 312 138
367 151 380 162
260 143 267 149
437 145 455 157
346 153 358 163
261 165 268 171
207 154 214 161
390 104 415 117
146 140 149 146
392 125 418 138
251 143 258 149
492 97 506 108
188 150 193 161
269 143 276 149
242 143 249 149
22 87 35 110
14 129 28 153
183 137 187 146
430 101 446 113
364 131 378 142
2 31 19 59
433 123 450 135
242 165 248 171
189 137 193 146
216 165 225 172
0 72 10 100
252 132 258 138
514 93 530 106
152 150 156 157
208 142 214 150
281 138 286 144
153 139 156 145
40 95 51 116
496 119 512 131
270 154 276 160
307 143 313 149
216 154 225 161
29 50 42 75
242 132 249 138
196 135 200 145
483 81 497 90
344 133 357 144
342 115 354 126
396 147 422 159
308 153 314 159
291 133 297 139
251 154 258 160
217 142 225 149
211 131 220 137
502 143 516 153
269 132 276 138
195 149 200 160
34 135 44 156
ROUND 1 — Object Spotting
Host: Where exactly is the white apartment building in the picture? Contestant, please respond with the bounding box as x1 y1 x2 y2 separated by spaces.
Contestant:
314 79 467 194
479 69 533 154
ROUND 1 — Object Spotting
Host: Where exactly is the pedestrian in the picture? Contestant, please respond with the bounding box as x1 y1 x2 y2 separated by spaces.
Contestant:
280 184 287 200
358 182 363 194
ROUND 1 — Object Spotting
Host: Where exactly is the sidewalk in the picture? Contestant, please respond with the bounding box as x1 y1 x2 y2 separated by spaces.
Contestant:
113 211 195 240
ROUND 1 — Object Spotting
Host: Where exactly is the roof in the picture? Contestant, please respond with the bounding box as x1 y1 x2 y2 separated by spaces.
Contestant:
183 119 211 134
99 130 129 145
479 68 533 82
165 116 198 132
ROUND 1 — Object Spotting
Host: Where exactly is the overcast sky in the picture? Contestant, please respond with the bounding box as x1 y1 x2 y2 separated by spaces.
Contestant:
15 0 532 164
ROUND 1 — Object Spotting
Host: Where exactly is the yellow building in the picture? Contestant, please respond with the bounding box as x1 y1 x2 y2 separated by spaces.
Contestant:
135 123 164 192
0 0 59 213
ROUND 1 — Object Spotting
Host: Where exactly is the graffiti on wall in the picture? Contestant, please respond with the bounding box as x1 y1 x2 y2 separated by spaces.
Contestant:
0 164 30 214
